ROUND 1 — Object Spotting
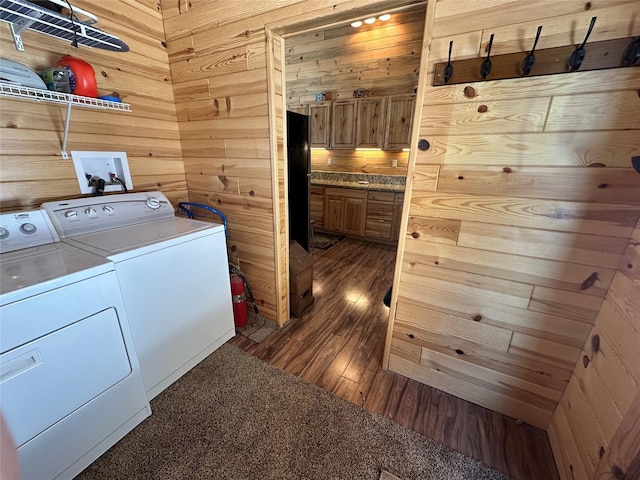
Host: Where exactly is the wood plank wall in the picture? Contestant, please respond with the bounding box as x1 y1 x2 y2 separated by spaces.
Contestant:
285 7 424 104
0 0 187 210
385 0 640 443
161 0 425 324
547 218 640 479
285 8 422 175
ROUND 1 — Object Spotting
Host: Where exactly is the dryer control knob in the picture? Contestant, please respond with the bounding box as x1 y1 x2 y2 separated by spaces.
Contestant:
0 227 9 239
64 210 78 219
19 223 37 234
84 207 97 217
103 205 114 214
146 198 161 210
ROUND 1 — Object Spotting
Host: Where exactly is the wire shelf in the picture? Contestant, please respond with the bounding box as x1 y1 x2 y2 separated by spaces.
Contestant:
0 82 131 111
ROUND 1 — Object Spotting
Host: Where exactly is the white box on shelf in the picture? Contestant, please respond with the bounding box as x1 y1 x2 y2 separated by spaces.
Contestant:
71 151 133 195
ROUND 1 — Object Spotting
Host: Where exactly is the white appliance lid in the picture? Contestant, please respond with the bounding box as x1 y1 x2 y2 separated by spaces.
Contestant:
0 242 113 306
66 217 224 258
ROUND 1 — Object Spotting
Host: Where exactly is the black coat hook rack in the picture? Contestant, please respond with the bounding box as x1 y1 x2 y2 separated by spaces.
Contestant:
433 34 639 86
521 26 542 75
569 16 597 70
480 34 494 79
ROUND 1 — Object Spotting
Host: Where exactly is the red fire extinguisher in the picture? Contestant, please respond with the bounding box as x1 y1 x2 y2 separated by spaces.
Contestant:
230 274 247 327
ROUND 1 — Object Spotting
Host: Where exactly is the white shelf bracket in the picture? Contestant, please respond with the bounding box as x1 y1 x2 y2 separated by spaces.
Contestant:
7 7 42 51
61 101 72 159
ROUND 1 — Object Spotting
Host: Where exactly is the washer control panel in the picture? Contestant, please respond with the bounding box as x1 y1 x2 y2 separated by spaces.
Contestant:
0 210 59 253
41 192 175 238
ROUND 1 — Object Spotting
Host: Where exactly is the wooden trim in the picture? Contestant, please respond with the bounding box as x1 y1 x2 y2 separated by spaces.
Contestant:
383 0 435 369
266 26 290 326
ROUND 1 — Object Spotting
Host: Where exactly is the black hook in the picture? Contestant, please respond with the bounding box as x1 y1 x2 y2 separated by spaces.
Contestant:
480 34 494 79
622 37 640 65
443 40 454 83
569 16 597 71
521 26 543 75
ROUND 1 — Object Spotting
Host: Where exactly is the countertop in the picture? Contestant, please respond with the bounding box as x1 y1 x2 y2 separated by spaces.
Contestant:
310 171 405 192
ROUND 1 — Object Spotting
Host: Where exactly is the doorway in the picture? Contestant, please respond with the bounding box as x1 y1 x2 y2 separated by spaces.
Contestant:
272 3 427 338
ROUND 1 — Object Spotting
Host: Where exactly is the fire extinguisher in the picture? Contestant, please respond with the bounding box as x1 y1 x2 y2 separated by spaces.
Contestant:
230 274 247 327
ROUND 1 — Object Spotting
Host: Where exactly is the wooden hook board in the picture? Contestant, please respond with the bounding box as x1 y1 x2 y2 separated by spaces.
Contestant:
433 36 638 86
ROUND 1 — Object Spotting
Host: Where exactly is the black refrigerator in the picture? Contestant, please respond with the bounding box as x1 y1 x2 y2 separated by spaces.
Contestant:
286 110 311 252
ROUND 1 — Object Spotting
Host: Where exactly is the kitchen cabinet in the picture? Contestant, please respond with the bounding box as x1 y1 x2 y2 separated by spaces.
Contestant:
309 102 331 147
356 97 385 148
330 100 357 148
392 192 404 240
323 187 366 236
310 185 324 228
289 94 415 151
384 94 415 150
364 190 395 240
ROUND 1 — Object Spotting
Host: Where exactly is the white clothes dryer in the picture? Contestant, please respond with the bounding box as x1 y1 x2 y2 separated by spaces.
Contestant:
0 209 150 480
42 192 235 400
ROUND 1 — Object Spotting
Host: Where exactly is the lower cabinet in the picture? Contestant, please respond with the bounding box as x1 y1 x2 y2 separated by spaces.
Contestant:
310 185 324 228
319 186 403 243
365 191 395 241
324 187 366 236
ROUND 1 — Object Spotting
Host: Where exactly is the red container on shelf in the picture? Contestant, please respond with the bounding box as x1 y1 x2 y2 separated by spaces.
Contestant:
58 55 98 98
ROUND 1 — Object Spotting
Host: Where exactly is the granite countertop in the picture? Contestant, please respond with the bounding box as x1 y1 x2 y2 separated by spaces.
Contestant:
310 171 405 192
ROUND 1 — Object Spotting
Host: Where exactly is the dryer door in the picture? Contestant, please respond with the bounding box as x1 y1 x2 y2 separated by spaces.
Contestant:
0 307 131 447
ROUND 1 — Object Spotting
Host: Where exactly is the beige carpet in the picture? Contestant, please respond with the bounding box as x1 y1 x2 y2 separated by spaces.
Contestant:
76 344 508 480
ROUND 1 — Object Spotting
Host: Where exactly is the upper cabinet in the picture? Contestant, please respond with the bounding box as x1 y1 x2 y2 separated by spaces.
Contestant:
331 100 357 149
356 97 385 148
289 94 414 151
384 94 415 150
309 102 331 147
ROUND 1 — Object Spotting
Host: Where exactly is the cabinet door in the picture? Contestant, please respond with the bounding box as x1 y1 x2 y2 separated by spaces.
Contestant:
343 196 366 236
331 100 357 149
384 94 416 150
392 192 405 240
365 191 395 240
356 98 384 148
310 185 324 228
324 195 343 231
309 103 331 147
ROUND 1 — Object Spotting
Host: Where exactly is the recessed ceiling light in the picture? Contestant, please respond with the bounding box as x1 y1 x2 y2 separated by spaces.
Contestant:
379 14 391 21
351 20 362 27
364 17 376 25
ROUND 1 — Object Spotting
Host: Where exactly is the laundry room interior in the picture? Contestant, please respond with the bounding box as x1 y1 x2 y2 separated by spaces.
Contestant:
0 1 639 480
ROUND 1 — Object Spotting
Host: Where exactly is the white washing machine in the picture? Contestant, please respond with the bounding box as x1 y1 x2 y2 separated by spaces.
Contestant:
42 192 235 400
0 209 150 480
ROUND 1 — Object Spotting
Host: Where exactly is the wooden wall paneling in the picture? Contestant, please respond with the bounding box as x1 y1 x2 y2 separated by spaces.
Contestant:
438 166 640 205
423 97 550 136
0 0 187 211
266 27 290 325
405 241 615 299
431 0 637 38
422 69 640 105
546 91 640 132
310 149 409 173
392 315 574 387
388 348 554 429
416 130 640 167
398 269 591 349
401 262 534 309
592 392 640 480
409 193 640 238
457 221 629 269
528 285 603 322
405 216 460 245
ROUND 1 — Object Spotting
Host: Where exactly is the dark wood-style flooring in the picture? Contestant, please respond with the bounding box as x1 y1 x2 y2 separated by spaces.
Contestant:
230 237 559 480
